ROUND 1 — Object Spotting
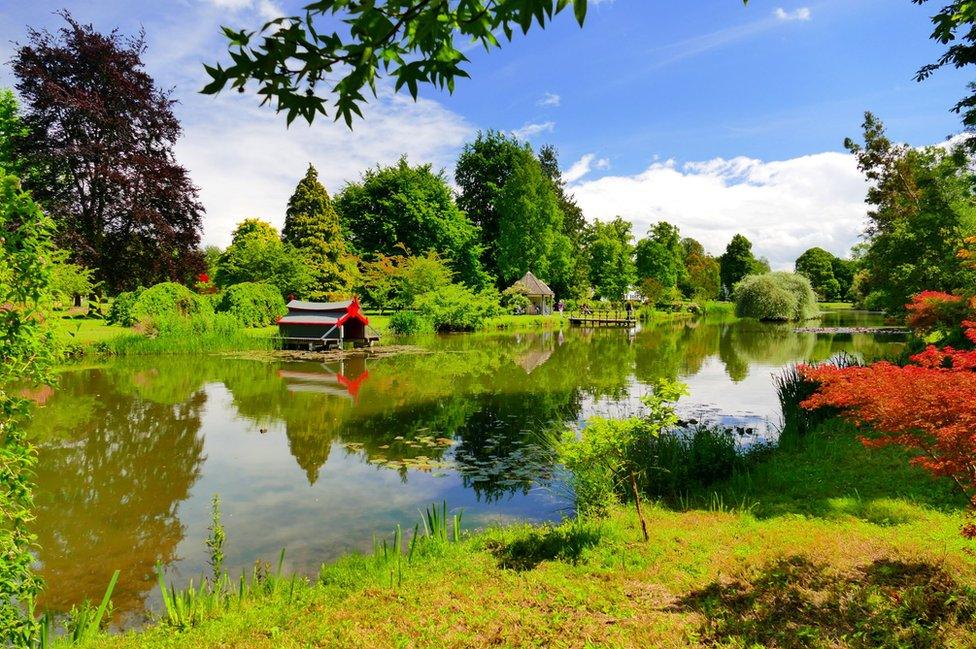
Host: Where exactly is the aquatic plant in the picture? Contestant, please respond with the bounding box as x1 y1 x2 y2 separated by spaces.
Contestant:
775 353 861 439
59 570 120 644
206 495 226 585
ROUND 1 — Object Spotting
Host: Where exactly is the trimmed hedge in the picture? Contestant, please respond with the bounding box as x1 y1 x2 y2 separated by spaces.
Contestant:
734 272 818 321
216 282 287 327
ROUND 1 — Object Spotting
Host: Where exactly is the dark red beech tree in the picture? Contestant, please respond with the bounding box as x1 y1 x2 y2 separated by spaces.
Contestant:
13 12 204 293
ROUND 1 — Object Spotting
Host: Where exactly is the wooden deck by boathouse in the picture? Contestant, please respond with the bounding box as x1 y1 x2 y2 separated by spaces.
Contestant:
277 297 380 350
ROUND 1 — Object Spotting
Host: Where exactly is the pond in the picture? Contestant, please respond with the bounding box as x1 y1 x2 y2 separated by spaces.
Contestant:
29 310 902 625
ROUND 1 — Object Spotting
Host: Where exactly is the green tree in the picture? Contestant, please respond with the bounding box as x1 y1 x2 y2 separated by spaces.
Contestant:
283 165 357 299
496 154 571 291
203 1 591 126
0 170 56 646
396 251 455 308
50 251 96 308
844 112 976 312
719 234 764 295
635 221 685 295
336 157 485 287
538 144 589 298
795 247 841 300
830 256 855 301
585 217 636 301
455 130 534 282
634 239 678 289
215 219 312 298
684 250 721 302
0 89 29 177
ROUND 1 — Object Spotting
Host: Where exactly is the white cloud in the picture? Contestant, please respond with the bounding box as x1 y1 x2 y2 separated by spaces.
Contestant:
537 92 561 108
568 152 868 269
774 7 812 22
256 0 283 21
563 153 612 183
205 0 253 9
178 89 474 248
203 0 282 20
510 121 555 139
564 154 595 183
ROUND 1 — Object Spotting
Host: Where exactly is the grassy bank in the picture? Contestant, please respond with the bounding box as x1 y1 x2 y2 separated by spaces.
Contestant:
71 419 975 648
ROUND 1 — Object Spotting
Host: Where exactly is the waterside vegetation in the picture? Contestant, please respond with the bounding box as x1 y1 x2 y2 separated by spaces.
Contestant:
63 417 975 648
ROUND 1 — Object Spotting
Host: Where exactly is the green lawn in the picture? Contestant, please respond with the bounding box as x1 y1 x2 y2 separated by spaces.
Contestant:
55 317 129 345
74 420 976 648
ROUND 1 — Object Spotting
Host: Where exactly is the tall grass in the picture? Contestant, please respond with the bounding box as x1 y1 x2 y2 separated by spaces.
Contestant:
100 324 279 356
775 353 860 438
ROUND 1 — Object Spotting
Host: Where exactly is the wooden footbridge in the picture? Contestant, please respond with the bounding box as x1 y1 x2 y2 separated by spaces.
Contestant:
568 312 637 327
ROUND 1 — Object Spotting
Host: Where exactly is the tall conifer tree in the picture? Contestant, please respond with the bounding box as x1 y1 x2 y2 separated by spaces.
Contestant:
283 165 356 298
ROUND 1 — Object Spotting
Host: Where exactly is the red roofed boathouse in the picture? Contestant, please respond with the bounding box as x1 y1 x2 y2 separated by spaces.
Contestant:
277 297 379 350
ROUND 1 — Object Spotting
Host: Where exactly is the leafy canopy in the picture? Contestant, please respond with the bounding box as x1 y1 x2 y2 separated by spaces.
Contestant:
215 218 313 298
720 233 767 295
455 130 535 282
336 156 485 287
203 0 592 127
496 152 571 288
585 217 636 302
283 164 357 298
845 112 976 313
914 1 976 132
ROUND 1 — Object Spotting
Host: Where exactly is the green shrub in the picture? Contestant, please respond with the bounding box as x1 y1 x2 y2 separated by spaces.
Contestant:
500 285 531 314
734 272 818 321
388 310 435 335
130 282 212 326
216 282 286 327
412 284 500 332
107 288 144 326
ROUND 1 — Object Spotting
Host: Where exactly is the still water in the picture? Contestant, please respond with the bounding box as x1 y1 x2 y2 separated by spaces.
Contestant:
29 311 901 624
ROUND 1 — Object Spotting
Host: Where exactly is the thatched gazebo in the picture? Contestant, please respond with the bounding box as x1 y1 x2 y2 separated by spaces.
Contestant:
510 271 555 315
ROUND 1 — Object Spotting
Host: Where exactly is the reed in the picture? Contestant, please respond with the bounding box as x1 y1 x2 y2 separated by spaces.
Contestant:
775 352 859 438
55 569 120 645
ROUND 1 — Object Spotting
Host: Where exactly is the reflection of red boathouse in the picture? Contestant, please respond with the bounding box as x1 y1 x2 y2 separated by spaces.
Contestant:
276 357 369 401
276 298 379 350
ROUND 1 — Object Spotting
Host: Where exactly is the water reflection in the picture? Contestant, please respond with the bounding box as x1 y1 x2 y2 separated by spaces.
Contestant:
28 311 903 621
32 370 205 619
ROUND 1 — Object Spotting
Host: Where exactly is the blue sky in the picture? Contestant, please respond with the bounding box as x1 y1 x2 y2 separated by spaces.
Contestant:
0 1 970 267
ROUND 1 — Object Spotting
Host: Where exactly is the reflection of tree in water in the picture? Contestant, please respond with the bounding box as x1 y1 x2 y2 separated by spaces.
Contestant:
30 369 205 619
450 390 576 502
634 320 721 384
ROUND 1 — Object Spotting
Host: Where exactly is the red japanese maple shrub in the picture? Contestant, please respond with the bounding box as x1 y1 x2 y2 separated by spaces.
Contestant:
800 319 976 537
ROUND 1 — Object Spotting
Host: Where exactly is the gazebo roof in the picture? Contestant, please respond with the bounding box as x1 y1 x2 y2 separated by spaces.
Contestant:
512 271 555 297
